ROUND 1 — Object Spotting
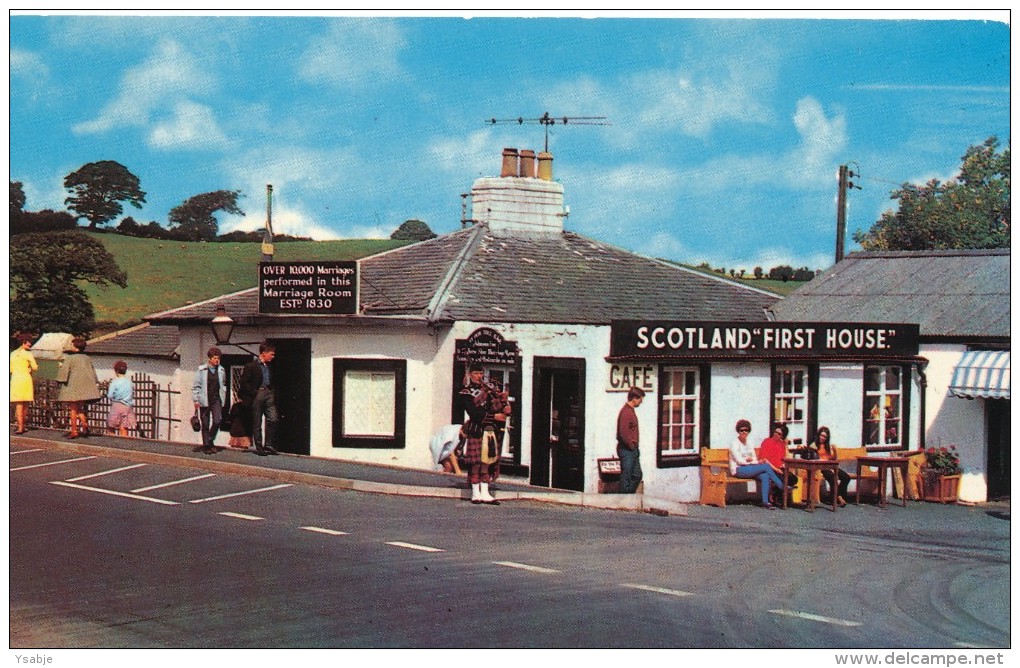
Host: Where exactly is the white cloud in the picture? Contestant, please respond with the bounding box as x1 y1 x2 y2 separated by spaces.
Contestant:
785 96 847 185
427 130 502 176
297 18 406 88
73 39 219 141
148 101 229 151
10 48 53 102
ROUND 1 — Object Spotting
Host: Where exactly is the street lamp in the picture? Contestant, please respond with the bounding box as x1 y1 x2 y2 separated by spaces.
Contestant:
210 304 235 345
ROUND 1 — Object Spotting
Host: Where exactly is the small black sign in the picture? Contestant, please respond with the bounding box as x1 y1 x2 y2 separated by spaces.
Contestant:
611 320 920 359
259 261 358 314
455 327 520 365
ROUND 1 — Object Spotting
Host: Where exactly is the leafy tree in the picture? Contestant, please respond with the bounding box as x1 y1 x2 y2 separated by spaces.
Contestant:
854 136 1010 250
168 190 244 241
390 219 437 241
12 209 77 235
64 160 147 228
10 181 25 216
753 266 763 279
117 216 142 236
10 231 127 336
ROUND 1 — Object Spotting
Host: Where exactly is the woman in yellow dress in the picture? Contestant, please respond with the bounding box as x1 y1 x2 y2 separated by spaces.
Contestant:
10 334 38 434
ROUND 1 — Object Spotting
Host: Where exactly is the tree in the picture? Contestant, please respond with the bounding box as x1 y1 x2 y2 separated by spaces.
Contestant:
854 137 1010 251
753 266 763 279
391 219 437 241
10 181 25 216
168 190 244 241
13 209 77 235
10 231 128 336
64 160 147 228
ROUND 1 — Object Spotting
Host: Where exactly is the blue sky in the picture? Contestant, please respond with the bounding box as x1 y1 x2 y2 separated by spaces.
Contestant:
9 11 1010 273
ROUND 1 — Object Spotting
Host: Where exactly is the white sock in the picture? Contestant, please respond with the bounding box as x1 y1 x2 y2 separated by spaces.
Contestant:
480 482 495 501
471 483 481 501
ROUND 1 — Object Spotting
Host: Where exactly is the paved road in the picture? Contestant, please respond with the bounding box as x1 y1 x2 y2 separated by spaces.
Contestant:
9 444 1010 649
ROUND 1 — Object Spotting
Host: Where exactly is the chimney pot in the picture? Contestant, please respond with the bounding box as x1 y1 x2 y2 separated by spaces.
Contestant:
500 148 519 178
537 152 553 181
519 149 536 178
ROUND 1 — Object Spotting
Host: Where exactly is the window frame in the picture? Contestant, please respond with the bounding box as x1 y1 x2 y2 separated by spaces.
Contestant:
332 358 406 449
770 364 816 449
656 364 709 468
862 363 909 452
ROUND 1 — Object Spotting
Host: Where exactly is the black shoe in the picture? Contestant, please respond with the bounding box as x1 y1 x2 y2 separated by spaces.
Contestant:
264 447 279 455
471 499 482 505
254 448 269 456
482 500 500 506
203 446 218 454
193 445 206 453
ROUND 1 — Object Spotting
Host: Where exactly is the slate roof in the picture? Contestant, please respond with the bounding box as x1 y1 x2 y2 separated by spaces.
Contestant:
147 225 780 326
770 249 1010 340
87 323 181 358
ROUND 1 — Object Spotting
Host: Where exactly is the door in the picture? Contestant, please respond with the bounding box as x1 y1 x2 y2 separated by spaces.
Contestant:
267 338 312 455
986 399 1010 499
531 358 585 491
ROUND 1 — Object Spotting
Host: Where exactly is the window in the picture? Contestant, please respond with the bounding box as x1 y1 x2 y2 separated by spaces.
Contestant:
333 359 406 448
657 366 702 464
864 365 902 448
772 365 810 447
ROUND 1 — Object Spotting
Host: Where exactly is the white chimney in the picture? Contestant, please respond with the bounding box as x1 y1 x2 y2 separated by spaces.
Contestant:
470 147 565 236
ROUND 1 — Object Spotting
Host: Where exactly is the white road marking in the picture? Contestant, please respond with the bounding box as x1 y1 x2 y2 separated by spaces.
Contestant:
218 512 263 521
620 583 694 598
49 481 179 506
66 463 147 482
11 456 97 471
492 561 560 574
386 541 445 553
768 609 862 627
189 483 292 504
301 526 350 536
131 473 216 493
10 449 44 455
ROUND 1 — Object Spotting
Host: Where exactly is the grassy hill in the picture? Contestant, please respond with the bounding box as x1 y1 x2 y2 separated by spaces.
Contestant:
83 233 409 333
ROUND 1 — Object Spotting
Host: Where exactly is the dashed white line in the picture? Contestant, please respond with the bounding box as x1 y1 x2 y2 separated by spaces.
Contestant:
49 480 179 505
218 512 263 521
66 463 147 482
492 561 560 574
11 456 97 471
301 526 350 536
10 449 44 455
131 473 216 493
620 583 694 598
189 484 292 504
768 609 862 627
386 541 445 553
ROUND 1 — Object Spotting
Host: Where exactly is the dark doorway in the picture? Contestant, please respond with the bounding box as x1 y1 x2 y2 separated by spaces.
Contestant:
531 358 585 491
986 399 1010 500
267 338 312 455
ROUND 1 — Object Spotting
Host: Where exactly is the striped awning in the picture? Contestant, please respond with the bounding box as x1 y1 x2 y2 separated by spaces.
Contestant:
949 350 1010 400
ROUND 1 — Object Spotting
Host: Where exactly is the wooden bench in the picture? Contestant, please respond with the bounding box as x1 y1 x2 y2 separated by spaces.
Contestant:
699 447 761 507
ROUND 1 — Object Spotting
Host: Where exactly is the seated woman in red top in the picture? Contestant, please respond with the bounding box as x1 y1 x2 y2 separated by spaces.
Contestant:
758 423 798 496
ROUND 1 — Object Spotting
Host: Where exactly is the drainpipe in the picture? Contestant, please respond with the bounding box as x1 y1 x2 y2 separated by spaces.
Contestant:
916 359 928 451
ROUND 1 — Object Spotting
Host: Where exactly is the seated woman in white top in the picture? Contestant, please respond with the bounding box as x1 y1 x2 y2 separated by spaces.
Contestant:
729 418 786 509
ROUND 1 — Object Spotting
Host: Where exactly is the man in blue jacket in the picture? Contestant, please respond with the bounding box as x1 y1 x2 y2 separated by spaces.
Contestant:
192 346 227 454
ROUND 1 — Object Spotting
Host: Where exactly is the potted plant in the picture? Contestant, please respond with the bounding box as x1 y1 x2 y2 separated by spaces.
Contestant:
919 445 962 503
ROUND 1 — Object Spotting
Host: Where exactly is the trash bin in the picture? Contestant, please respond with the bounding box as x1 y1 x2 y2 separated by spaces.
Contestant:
597 457 622 494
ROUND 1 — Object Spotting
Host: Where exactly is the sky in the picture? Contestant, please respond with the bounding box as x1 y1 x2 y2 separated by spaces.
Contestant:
8 10 1011 274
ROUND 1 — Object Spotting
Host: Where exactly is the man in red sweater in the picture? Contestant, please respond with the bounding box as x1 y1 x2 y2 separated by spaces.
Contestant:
616 386 645 493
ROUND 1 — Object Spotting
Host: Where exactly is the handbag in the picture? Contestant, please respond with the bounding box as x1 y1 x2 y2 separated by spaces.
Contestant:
190 410 202 432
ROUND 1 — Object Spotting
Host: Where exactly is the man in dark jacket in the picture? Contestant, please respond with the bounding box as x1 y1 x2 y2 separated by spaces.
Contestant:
616 386 645 493
239 342 279 456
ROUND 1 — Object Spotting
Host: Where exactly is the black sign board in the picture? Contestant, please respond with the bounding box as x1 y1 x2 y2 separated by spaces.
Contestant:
611 320 920 359
455 327 520 365
259 261 358 314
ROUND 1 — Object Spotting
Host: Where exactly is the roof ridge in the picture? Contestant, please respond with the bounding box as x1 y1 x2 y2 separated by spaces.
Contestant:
145 286 258 320
426 225 486 323
87 322 151 344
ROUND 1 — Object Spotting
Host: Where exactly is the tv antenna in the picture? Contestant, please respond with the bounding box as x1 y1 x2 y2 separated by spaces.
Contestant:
485 111 610 152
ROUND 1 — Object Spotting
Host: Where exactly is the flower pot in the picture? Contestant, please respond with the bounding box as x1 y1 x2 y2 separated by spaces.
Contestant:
919 474 961 504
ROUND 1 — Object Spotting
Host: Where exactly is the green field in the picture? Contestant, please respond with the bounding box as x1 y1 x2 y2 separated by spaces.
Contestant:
82 233 409 332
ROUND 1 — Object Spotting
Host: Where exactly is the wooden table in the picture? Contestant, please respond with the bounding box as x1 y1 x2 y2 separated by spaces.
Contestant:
855 456 911 507
782 458 840 512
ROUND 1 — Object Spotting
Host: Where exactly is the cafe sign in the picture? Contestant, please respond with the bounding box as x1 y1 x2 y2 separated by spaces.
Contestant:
610 320 920 359
259 261 358 314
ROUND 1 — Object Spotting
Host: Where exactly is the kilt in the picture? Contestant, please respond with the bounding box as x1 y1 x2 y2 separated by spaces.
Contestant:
461 436 500 482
